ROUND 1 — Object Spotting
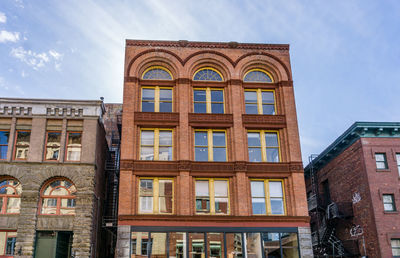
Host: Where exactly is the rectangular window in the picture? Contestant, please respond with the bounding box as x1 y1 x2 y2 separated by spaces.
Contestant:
139 178 173 214
14 130 30 160
141 86 173 112
0 131 9 160
45 131 61 161
375 153 388 169
140 129 173 161
66 132 82 161
245 89 275 115
250 179 285 215
194 130 227 162
247 131 280 162
0 231 17 256
194 88 224 114
195 179 229 215
383 194 396 212
396 153 400 176
392 239 400 257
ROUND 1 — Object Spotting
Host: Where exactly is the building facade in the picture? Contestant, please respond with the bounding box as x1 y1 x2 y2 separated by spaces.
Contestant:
0 98 107 257
305 122 400 257
116 40 312 258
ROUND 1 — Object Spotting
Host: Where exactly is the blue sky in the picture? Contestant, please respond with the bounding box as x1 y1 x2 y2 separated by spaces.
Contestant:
1 0 400 163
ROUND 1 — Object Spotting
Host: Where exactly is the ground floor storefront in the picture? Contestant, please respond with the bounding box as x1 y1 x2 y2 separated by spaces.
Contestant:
117 226 313 258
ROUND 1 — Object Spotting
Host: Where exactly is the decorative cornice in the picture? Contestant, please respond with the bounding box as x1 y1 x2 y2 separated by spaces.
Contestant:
134 112 179 126
189 113 233 128
126 40 290 51
242 114 286 128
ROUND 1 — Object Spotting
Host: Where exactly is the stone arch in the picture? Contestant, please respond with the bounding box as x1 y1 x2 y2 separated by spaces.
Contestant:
136 58 178 80
239 61 282 83
126 49 183 78
185 54 234 81
235 52 292 81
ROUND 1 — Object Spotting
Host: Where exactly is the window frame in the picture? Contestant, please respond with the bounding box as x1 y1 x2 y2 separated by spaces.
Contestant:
44 131 62 162
383 194 396 212
375 153 388 170
139 128 173 161
396 153 400 176
391 238 400 257
247 130 281 162
39 179 76 215
141 86 173 112
194 178 230 215
250 179 286 216
0 130 9 160
194 129 228 162
0 179 21 215
65 131 82 162
193 67 224 82
243 69 274 83
138 177 174 215
13 130 30 161
193 88 225 114
142 66 173 80
244 89 276 115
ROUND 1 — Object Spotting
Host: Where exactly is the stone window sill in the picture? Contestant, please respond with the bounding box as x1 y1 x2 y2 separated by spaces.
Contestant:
376 169 390 172
383 211 398 214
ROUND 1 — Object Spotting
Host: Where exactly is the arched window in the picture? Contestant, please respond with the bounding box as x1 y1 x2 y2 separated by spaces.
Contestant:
193 68 223 81
244 69 273 83
0 179 21 214
40 179 76 215
142 66 173 80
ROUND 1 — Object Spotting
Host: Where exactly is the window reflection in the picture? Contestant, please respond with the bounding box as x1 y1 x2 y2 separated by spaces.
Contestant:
14 131 30 160
0 179 21 214
40 179 76 215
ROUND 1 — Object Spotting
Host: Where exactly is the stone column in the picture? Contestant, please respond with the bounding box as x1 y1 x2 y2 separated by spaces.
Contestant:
298 227 314 258
116 225 131 258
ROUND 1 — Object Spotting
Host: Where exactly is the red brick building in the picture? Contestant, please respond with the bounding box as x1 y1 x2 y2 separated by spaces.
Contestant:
116 40 312 258
305 122 400 257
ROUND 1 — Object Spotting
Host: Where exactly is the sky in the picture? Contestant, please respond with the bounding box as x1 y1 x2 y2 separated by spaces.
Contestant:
0 0 400 164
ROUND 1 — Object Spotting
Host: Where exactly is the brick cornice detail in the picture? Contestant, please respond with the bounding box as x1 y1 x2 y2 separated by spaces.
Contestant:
289 162 304 172
189 113 233 128
125 76 138 83
126 40 289 51
279 81 293 87
242 114 286 128
134 112 180 126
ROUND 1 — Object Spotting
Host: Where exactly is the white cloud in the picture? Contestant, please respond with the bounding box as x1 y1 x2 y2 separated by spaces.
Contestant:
0 12 6 23
14 0 24 8
10 47 63 71
0 30 20 43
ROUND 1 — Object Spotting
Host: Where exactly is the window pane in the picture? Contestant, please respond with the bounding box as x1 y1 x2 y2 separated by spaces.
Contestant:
281 233 299 258
262 91 274 103
196 181 209 196
251 181 265 197
214 181 228 196
159 131 172 145
213 148 226 162
215 198 228 214
392 239 400 247
248 133 261 146
6 197 20 213
16 131 30 145
141 131 154 145
245 104 258 114
0 146 7 160
140 180 153 196
195 147 208 161
60 199 76 215
262 233 281 258
266 149 279 162
159 196 173 213
383 195 393 203
376 161 386 169
159 147 172 161
140 146 154 160
211 90 223 102
140 197 153 213
150 233 167 258
246 233 262 258
131 232 149 257
384 203 394 211
269 182 283 197
226 233 243 258
142 101 155 112
196 198 210 212
213 132 226 147
249 148 262 162
169 232 187 258
160 89 172 101
189 233 205 258
159 102 172 112
211 103 224 114
396 154 400 164
0 131 9 144
270 199 284 215
375 153 385 161
67 133 81 145
245 92 257 103
194 103 207 113
207 233 225 258
265 133 278 147
262 104 275 115
142 89 155 101
41 198 57 214
252 198 266 215
194 90 207 101
195 132 208 146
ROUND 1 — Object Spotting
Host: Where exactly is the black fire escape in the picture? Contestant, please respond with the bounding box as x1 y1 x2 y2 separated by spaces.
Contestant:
307 155 359 257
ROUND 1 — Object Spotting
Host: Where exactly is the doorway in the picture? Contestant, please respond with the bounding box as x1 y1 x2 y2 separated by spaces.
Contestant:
34 231 73 258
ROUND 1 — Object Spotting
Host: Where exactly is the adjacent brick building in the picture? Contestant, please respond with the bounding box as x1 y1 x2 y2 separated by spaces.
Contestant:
0 97 108 257
304 122 400 257
116 39 313 258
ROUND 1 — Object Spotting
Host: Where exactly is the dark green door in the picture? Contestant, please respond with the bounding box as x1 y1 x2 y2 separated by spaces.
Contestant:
56 232 72 258
35 231 73 258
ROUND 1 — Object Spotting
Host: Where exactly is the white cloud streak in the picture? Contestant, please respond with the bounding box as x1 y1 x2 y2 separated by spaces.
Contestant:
10 47 63 71
0 12 6 23
0 30 20 43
